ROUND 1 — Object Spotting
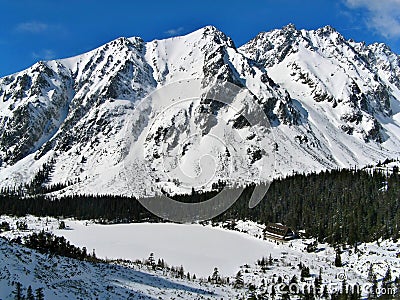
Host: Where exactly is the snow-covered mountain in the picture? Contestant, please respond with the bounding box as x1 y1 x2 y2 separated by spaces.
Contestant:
1 24 400 196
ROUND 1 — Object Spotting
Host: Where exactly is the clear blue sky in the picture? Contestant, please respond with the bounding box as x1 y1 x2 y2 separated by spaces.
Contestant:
1 0 399 77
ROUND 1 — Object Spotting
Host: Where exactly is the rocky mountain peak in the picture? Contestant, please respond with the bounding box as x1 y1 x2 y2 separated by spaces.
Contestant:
0 25 400 196
281 23 298 33
315 25 337 35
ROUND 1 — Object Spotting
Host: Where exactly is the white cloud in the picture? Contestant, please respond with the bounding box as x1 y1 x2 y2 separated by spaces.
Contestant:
165 27 184 36
32 49 56 60
16 21 49 33
344 0 400 39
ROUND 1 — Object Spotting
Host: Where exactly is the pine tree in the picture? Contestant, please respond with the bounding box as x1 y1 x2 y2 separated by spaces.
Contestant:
303 285 309 299
247 285 258 300
369 274 378 299
352 284 361 300
314 277 321 296
290 275 298 284
271 284 276 299
300 265 310 281
211 267 220 284
178 265 184 279
381 266 393 299
35 287 44 300
367 264 375 282
383 266 392 283
335 250 342 267
58 221 66 229
13 282 23 300
157 258 165 269
147 253 155 269
322 284 329 299
309 285 315 300
26 285 34 300
261 278 265 287
341 279 347 297
234 271 244 288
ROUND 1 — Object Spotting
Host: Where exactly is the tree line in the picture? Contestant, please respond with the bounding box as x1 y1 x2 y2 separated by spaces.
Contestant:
1 167 399 245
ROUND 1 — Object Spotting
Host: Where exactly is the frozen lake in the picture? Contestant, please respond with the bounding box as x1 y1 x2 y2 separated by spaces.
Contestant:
55 222 271 277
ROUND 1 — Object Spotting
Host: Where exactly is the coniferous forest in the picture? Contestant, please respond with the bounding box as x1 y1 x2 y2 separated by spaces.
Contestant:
0 167 399 246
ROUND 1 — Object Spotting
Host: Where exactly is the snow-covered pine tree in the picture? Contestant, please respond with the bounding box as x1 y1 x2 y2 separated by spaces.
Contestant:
369 274 378 299
211 267 220 284
234 270 244 288
322 285 329 299
13 282 23 300
26 285 35 300
381 266 393 298
178 265 184 279
367 264 375 282
35 287 45 300
147 253 155 269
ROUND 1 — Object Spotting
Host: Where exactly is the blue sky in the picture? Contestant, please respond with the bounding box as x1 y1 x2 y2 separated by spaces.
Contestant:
1 0 400 77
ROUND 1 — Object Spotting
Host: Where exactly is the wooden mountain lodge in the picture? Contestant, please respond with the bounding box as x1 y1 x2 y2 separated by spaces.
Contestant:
263 222 296 241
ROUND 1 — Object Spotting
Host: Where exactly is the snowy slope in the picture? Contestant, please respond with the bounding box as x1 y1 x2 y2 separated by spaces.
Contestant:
0 25 400 196
0 237 237 299
1 216 399 299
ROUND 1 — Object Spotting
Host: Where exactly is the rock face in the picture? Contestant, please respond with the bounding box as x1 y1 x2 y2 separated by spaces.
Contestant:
0 25 400 196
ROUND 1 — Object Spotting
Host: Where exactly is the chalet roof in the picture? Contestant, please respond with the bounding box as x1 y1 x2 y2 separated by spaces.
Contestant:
264 222 293 237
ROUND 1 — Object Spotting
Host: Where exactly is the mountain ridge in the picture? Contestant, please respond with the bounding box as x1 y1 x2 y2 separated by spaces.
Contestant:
0 24 399 197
